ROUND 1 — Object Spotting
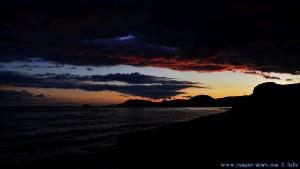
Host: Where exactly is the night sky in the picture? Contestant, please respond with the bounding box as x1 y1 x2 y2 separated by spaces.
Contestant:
1 0 300 106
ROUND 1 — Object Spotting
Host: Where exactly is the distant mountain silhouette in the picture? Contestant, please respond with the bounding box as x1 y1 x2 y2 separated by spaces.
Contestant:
119 99 156 107
118 82 300 168
81 104 91 108
109 94 248 108
188 94 214 104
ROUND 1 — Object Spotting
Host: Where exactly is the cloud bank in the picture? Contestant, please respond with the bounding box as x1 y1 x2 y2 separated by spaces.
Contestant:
0 0 299 74
0 71 204 99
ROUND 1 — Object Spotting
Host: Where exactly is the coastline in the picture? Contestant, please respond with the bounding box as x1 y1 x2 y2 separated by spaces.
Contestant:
118 82 300 168
2 82 299 168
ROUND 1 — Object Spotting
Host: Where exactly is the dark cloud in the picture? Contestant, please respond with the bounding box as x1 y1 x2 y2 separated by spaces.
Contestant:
243 71 281 80
1 0 300 74
79 84 192 99
86 67 94 72
36 72 197 85
13 65 63 69
34 94 46 97
0 90 47 102
286 79 293 82
262 74 281 80
1 71 203 99
0 71 77 89
14 65 40 69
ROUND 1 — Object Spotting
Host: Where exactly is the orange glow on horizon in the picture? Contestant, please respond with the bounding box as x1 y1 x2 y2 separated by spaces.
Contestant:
1 69 299 106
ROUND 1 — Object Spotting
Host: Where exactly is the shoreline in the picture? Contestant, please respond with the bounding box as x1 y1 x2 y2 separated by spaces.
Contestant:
117 82 300 168
2 82 300 168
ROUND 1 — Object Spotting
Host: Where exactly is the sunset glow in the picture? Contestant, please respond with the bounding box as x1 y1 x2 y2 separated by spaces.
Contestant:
1 0 300 106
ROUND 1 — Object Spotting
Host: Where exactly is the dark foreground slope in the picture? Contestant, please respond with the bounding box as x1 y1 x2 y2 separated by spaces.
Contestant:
118 82 300 168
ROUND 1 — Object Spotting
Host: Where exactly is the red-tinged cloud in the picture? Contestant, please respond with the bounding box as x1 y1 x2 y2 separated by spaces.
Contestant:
1 0 300 75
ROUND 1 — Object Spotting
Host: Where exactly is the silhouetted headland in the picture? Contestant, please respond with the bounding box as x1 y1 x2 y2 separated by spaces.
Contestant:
105 94 247 108
118 82 300 168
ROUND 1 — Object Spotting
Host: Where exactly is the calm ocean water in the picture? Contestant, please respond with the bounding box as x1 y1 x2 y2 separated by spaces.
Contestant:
0 107 230 166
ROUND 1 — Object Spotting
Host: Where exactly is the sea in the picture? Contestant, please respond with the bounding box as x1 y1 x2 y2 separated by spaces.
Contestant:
0 107 230 167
